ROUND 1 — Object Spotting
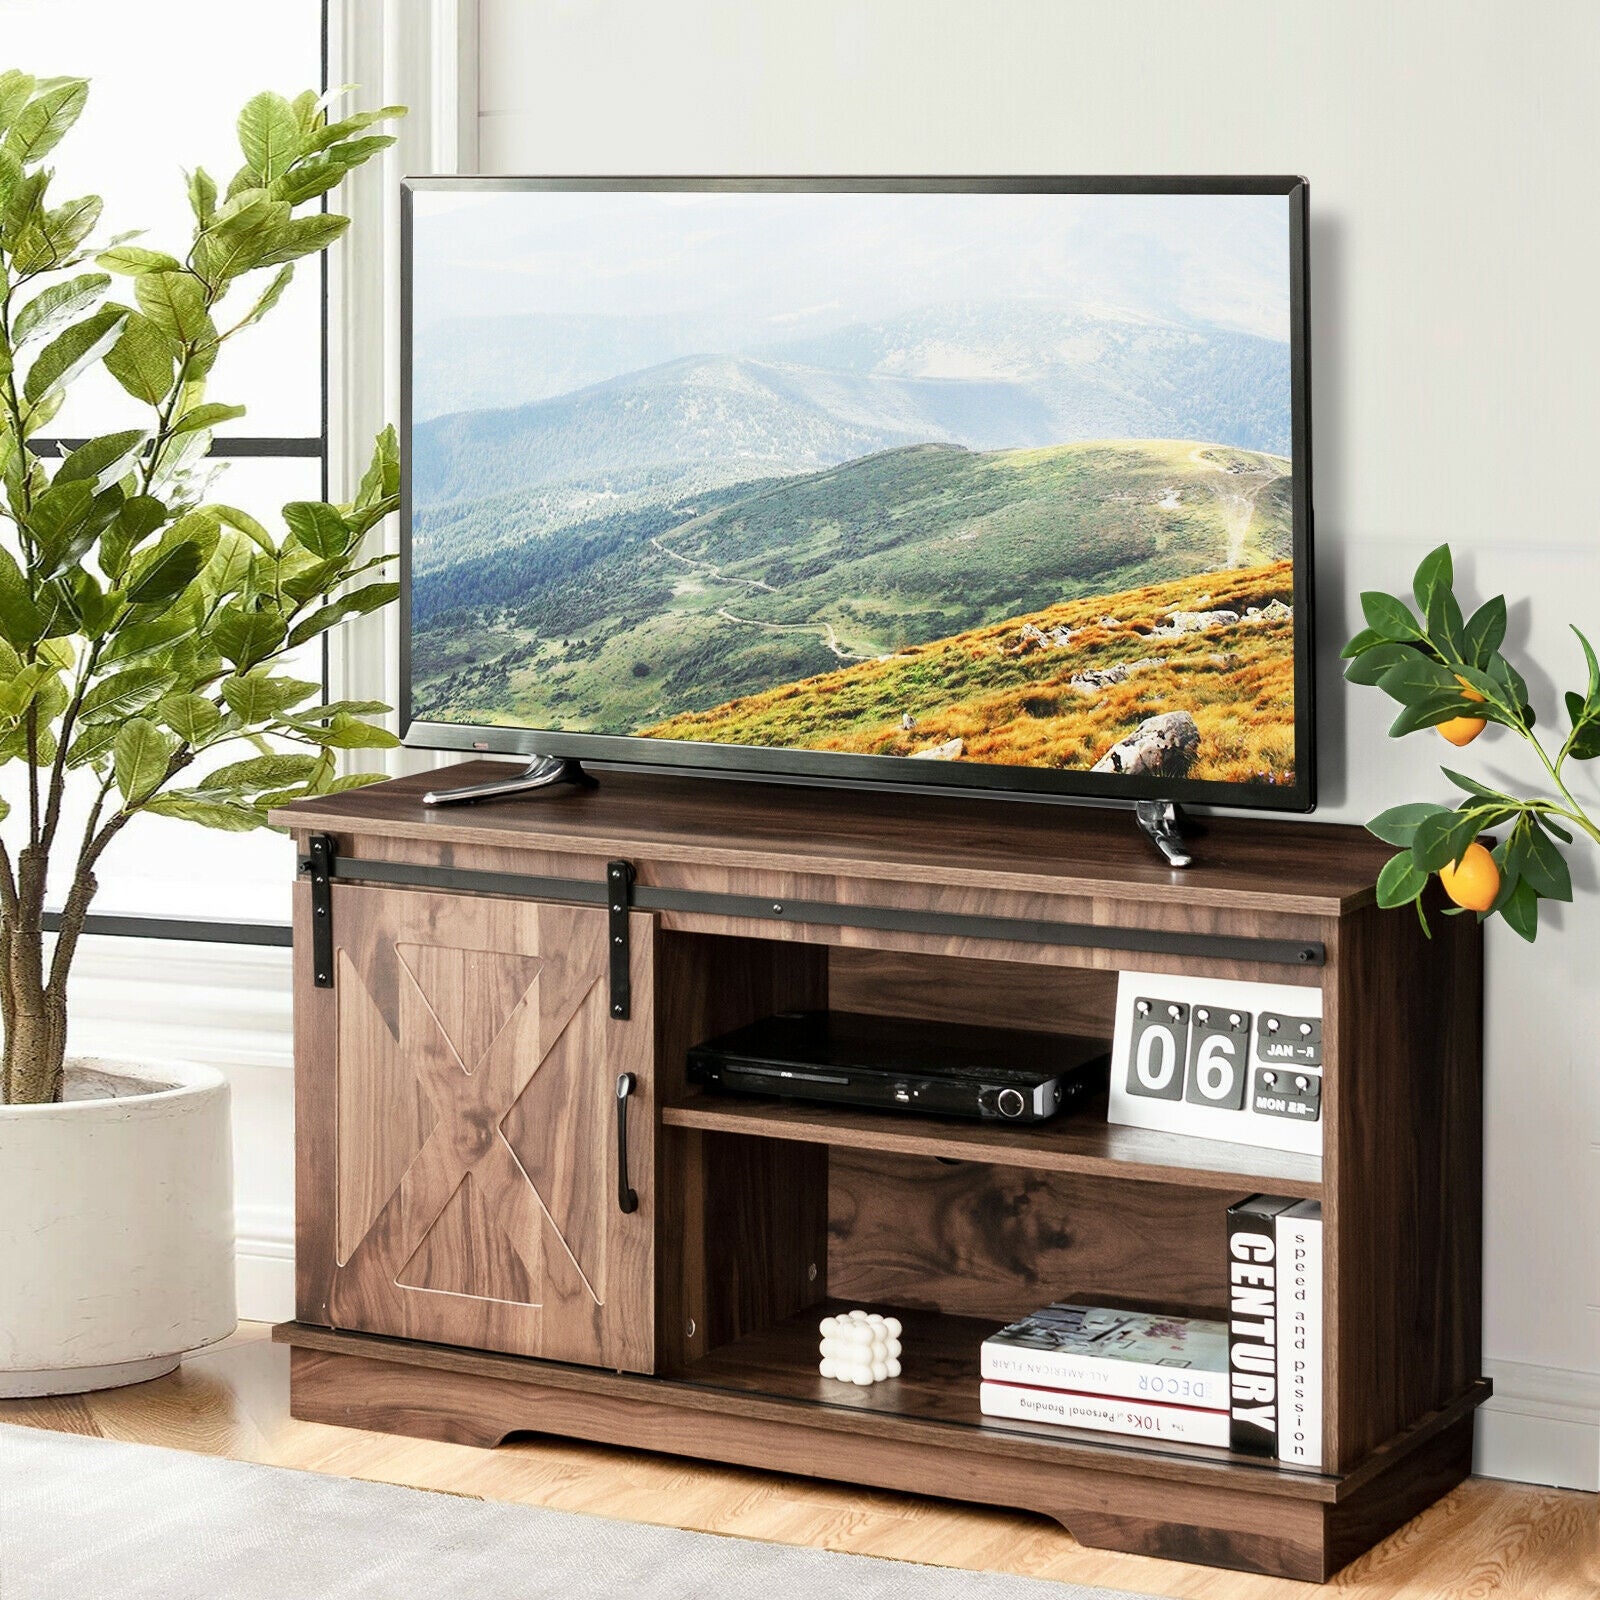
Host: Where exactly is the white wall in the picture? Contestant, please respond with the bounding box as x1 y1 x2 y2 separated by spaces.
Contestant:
464 0 1600 1487
162 0 1598 1488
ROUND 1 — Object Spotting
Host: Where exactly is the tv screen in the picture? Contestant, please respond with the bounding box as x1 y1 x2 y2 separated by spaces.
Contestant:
402 178 1312 810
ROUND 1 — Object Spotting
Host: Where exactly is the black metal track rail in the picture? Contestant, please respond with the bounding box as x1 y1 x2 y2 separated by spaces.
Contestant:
316 852 1325 969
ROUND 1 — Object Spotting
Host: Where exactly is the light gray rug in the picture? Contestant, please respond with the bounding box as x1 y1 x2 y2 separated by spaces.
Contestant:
0 1424 1165 1600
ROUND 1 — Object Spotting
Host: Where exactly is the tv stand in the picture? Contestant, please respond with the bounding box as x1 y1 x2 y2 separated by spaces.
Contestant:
271 764 1485 1582
421 754 596 806
1134 799 1194 868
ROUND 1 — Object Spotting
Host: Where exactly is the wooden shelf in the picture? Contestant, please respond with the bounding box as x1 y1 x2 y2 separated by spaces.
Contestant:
660 1091 1322 1197
683 1300 1321 1479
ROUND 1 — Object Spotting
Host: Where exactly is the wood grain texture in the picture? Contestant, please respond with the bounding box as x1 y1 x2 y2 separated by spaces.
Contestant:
826 1148 1239 1321
651 931 829 1374
9 1328 1577 1600
309 883 656 1372
271 762 1395 916
1322 895 1483 1470
275 1334 1483 1581
662 1091 1323 1195
827 946 1119 1035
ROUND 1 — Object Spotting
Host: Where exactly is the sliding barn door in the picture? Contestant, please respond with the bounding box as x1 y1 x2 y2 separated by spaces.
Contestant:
304 882 653 1373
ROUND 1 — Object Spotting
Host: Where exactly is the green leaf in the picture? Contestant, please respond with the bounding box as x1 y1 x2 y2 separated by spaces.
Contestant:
53 428 146 488
186 166 217 224
1361 590 1426 643
253 212 347 268
237 91 302 184
283 500 352 559
0 71 37 134
155 691 221 745
103 311 176 404
126 539 203 606
304 712 399 749
1575 626 1600 701
143 794 262 831
23 305 129 404
134 270 211 343
1340 626 1387 660
1388 691 1471 738
1366 802 1450 849
198 752 320 793
192 195 289 285
212 604 286 668
112 716 176 806
355 425 399 509
285 581 398 647
1441 767 1509 801
212 504 275 553
12 193 102 273
220 673 318 723
97 244 182 276
306 105 407 153
1376 851 1430 909
77 665 175 724
230 264 293 332
5 77 88 165
1411 807 1490 873
0 545 43 646
1425 578 1466 661
1511 818 1573 903
1462 596 1508 666
1411 544 1453 614
64 717 118 768
1499 876 1540 942
1376 651 1457 707
171 401 246 437
1343 640 1413 686
12 271 109 345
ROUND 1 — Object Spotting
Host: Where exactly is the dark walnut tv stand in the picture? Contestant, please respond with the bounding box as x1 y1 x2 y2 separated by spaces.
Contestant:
271 764 1487 1582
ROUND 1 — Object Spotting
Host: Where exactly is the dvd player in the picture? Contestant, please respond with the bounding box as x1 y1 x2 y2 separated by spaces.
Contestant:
686 1010 1111 1124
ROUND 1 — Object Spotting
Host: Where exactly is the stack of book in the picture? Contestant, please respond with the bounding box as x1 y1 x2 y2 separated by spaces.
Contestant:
978 1194 1324 1460
979 1303 1231 1445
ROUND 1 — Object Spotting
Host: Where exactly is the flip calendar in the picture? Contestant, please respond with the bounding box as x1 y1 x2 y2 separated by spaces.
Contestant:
1107 971 1323 1156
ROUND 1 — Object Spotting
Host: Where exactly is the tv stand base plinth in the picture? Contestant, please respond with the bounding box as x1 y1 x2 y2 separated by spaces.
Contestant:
422 755 597 806
275 1324 1483 1584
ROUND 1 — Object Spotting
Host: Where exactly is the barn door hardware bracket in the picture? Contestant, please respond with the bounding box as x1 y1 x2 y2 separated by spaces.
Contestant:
302 833 337 988
607 860 636 1020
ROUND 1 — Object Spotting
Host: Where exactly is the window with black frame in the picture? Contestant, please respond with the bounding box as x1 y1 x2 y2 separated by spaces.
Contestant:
3 0 328 938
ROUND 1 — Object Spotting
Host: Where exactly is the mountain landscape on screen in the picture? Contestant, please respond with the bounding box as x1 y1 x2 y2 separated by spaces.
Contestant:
408 188 1298 785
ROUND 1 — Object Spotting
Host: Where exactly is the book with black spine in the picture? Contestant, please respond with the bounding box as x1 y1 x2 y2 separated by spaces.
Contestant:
1226 1194 1296 1455
1274 1198 1323 1466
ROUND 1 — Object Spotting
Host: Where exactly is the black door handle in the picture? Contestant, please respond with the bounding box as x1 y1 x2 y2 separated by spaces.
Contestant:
615 1072 638 1214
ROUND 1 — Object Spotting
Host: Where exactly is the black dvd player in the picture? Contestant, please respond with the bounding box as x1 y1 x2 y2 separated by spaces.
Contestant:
686 1010 1111 1124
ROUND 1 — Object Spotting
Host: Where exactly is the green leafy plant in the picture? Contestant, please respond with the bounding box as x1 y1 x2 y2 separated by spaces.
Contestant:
0 73 404 1104
1343 543 1599 941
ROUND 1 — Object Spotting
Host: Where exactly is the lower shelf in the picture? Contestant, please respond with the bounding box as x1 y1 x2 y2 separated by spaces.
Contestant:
274 1319 1491 1582
684 1300 1294 1475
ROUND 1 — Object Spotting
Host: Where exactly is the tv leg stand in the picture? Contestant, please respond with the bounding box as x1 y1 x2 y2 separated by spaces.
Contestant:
1133 799 1194 867
422 755 597 806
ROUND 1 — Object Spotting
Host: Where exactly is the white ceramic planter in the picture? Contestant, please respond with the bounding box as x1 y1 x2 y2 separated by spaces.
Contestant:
0 1059 236 1397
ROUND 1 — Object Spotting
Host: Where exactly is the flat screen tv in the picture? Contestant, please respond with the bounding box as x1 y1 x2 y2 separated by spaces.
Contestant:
401 177 1313 813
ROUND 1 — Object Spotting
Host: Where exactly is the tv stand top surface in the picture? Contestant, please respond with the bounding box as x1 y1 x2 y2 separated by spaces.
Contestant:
273 762 1387 916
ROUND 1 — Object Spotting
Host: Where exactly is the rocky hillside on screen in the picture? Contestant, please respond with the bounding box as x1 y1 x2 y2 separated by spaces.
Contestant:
409 436 1294 768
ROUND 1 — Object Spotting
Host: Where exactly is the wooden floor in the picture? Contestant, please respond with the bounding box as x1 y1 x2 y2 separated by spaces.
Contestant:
3 1325 1595 1598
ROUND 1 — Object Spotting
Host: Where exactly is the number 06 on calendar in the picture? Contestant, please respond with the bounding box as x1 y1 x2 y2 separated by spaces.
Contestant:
1107 971 1324 1156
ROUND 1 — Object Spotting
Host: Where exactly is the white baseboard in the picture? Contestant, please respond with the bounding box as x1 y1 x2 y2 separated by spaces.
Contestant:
234 1204 296 1325
1476 1359 1600 1491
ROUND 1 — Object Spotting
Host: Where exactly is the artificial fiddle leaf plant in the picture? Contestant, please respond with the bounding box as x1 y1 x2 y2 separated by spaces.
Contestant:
1343 543 1598 941
0 73 405 1105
